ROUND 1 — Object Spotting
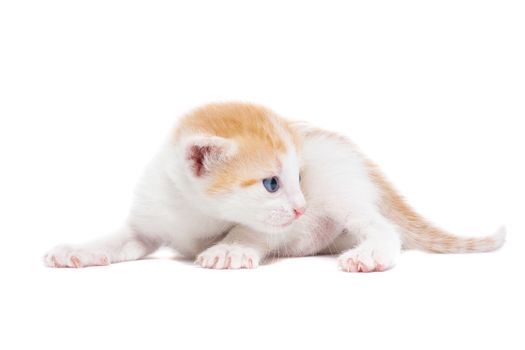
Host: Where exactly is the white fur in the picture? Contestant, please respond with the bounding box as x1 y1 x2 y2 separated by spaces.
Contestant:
44 116 402 272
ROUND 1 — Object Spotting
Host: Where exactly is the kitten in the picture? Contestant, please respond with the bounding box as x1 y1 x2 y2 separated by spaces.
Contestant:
44 102 506 272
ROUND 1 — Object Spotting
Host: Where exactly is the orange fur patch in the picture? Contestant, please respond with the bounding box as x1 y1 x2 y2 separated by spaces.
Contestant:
365 160 461 252
175 102 301 193
240 179 258 187
366 159 501 253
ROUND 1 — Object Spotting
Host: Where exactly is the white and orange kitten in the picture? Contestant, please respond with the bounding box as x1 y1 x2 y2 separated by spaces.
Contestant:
44 103 505 272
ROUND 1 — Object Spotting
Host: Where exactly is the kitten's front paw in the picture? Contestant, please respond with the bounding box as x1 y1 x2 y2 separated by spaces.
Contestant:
338 243 398 273
44 245 110 268
196 244 260 269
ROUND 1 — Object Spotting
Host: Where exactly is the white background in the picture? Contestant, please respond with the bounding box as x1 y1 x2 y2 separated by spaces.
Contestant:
1 1 524 349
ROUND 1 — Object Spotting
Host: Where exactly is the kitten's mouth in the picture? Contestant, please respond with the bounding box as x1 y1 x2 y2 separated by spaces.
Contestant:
264 216 296 230
272 219 294 228
257 219 295 234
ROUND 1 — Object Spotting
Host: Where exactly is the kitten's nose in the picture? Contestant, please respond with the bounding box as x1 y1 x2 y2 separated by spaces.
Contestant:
293 207 306 219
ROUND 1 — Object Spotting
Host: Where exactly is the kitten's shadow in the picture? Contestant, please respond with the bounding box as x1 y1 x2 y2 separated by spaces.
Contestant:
139 255 287 267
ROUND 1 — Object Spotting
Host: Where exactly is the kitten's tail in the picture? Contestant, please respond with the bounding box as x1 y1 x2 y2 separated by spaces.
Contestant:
367 163 506 253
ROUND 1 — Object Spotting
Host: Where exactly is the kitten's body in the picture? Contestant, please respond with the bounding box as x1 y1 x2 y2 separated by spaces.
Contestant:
45 103 505 272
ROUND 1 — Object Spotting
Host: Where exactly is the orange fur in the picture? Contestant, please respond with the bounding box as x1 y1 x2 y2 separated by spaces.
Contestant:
366 161 504 253
175 102 301 193
240 179 258 187
177 102 288 152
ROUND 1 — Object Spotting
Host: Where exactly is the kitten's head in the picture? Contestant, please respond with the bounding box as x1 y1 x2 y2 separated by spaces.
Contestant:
178 103 306 234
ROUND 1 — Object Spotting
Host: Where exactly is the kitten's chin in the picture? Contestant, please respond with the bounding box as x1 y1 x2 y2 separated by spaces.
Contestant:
247 220 294 235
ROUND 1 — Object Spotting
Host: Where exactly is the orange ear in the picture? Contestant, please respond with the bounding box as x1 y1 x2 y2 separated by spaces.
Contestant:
185 135 237 177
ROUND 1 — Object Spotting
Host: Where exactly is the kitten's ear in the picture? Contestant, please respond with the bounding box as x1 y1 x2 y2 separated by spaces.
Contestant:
185 135 237 177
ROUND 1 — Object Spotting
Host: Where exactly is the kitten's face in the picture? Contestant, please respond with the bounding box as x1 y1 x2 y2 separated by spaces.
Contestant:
179 103 305 234
218 149 306 234
184 135 306 234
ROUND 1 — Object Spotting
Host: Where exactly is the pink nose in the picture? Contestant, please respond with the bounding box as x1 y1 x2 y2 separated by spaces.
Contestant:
293 207 306 218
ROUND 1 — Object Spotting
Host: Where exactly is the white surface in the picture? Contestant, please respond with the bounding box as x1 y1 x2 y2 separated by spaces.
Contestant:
1 1 523 349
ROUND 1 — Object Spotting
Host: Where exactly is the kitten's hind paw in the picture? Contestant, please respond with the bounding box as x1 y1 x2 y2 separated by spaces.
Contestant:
196 243 260 269
44 245 110 268
338 243 398 273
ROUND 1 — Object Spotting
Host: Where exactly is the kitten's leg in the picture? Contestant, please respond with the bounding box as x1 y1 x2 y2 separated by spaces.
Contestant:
196 226 269 269
44 224 160 268
337 214 401 272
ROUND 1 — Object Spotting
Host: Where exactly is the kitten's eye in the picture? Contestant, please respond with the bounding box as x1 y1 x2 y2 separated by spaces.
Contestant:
299 174 302 182
262 176 280 193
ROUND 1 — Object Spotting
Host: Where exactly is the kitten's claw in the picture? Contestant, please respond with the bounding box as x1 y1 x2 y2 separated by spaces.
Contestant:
338 243 398 273
44 245 110 268
196 243 260 269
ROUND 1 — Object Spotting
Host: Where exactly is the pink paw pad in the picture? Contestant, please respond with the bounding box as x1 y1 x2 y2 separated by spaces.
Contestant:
70 256 81 268
374 263 385 272
345 259 358 272
51 256 60 267
343 258 384 273
357 263 370 273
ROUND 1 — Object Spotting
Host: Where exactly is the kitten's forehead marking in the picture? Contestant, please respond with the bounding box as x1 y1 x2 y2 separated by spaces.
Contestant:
176 102 290 153
175 102 298 193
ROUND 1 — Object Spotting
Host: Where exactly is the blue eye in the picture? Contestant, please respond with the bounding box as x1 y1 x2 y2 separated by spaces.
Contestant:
262 176 280 193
